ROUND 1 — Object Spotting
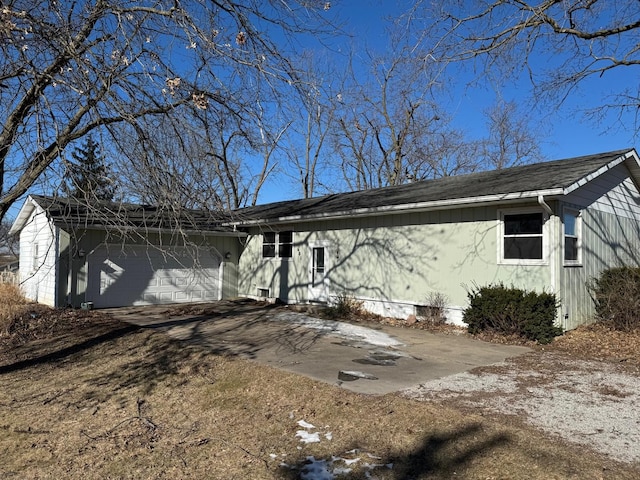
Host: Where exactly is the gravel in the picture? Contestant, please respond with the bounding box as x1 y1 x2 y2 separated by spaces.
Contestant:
402 351 640 464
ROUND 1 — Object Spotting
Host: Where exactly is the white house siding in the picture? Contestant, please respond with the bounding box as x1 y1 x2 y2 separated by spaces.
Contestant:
18 207 59 306
560 167 640 330
238 203 553 323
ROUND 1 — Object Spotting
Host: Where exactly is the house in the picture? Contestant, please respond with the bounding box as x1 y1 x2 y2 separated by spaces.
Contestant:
8 196 244 308
9 148 640 330
232 148 640 330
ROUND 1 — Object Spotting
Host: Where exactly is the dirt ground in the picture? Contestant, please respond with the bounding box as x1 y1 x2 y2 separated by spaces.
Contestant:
2 301 640 479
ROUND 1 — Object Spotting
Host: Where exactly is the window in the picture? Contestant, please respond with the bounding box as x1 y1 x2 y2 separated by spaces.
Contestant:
278 231 293 258
262 232 276 257
262 231 293 258
564 209 581 263
32 243 39 272
501 211 545 262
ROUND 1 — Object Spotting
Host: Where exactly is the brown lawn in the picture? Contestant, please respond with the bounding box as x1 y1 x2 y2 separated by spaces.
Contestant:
1 295 640 479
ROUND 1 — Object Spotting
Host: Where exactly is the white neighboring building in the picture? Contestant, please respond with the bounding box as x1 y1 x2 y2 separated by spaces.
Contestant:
15 199 60 306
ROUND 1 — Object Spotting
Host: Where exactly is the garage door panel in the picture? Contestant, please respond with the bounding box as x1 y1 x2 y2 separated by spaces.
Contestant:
87 246 221 308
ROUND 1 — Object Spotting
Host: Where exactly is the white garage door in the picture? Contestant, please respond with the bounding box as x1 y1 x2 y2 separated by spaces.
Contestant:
86 245 221 308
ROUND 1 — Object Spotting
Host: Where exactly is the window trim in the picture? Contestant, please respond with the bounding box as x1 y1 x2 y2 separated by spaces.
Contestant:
32 242 39 273
563 207 582 266
262 231 276 258
262 230 293 259
498 208 549 266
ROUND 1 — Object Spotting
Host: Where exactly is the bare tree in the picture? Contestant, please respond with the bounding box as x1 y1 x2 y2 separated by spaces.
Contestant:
332 43 473 190
115 94 290 211
0 0 335 221
481 100 544 170
416 0 640 130
281 51 342 198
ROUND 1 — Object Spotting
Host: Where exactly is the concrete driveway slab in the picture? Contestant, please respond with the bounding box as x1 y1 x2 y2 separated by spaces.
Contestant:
105 300 530 395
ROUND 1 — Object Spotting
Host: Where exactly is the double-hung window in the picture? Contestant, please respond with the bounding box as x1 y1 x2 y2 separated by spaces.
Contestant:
500 210 545 263
262 231 293 259
32 242 39 272
563 209 581 264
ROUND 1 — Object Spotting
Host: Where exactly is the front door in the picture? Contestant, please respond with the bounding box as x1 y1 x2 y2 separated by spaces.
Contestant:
309 244 329 302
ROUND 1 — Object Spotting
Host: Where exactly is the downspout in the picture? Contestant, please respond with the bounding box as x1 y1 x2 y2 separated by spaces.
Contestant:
537 195 553 217
54 225 60 308
538 195 561 328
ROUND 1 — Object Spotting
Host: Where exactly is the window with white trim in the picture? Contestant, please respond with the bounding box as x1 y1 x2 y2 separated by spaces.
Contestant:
500 210 546 263
563 209 581 264
32 242 39 272
262 231 293 258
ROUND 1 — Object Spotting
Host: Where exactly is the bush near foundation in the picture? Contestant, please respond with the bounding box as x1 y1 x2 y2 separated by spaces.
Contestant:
589 266 640 331
463 283 561 344
326 292 364 319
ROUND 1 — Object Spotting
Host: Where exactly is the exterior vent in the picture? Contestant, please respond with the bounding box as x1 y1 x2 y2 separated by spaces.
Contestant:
257 288 270 298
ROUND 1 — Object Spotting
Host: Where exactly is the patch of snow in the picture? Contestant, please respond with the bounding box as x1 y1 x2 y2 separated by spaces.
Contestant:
339 370 378 380
297 419 316 429
287 419 394 479
273 312 403 347
296 430 321 444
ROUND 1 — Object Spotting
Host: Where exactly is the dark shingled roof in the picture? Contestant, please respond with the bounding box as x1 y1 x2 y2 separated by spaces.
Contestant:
19 149 636 233
30 195 237 234
232 149 636 223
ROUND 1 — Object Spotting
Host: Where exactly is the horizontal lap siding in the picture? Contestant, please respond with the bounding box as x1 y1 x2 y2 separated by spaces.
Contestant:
238 204 552 313
19 208 58 306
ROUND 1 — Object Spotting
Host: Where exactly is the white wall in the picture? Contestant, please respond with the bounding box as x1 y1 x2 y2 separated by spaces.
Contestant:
19 206 58 306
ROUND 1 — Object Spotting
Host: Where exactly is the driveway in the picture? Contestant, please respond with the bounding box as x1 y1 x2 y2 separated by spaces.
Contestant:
105 299 529 395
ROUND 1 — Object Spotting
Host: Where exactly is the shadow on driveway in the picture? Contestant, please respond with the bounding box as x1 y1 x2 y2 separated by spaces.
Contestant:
104 299 530 395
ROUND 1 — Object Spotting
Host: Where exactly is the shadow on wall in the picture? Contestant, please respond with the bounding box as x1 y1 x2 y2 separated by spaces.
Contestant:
238 224 444 308
78 242 222 309
85 246 159 308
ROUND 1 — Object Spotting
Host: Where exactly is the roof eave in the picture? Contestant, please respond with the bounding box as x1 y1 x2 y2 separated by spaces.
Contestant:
8 195 40 235
563 148 639 195
230 188 565 226
55 223 247 238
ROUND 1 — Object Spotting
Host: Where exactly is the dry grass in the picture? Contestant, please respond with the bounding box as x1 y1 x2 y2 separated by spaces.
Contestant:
549 322 640 365
0 283 30 337
1 304 640 479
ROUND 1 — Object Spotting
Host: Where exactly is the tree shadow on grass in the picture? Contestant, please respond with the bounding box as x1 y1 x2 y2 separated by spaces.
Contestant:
0 323 140 374
278 423 510 479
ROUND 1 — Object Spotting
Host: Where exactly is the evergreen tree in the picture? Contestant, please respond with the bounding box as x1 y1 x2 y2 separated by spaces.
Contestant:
65 136 115 201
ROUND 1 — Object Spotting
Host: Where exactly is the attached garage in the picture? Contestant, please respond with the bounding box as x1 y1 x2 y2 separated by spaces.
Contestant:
86 245 222 308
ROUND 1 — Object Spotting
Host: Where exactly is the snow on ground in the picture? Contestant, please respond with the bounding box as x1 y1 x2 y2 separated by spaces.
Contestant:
276 418 393 480
272 312 403 348
276 311 640 466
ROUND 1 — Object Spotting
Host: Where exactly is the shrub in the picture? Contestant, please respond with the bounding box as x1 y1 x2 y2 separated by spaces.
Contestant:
417 292 449 325
463 283 561 344
0 283 30 337
326 292 364 319
588 266 640 331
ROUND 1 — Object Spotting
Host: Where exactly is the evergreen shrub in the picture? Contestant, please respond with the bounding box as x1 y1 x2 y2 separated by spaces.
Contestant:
463 283 561 344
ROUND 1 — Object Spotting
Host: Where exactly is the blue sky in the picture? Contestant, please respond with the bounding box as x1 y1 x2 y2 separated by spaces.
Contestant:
255 0 639 205
7 1 638 219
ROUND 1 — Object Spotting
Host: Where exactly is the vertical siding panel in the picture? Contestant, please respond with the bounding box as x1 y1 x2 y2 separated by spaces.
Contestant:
561 205 640 330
